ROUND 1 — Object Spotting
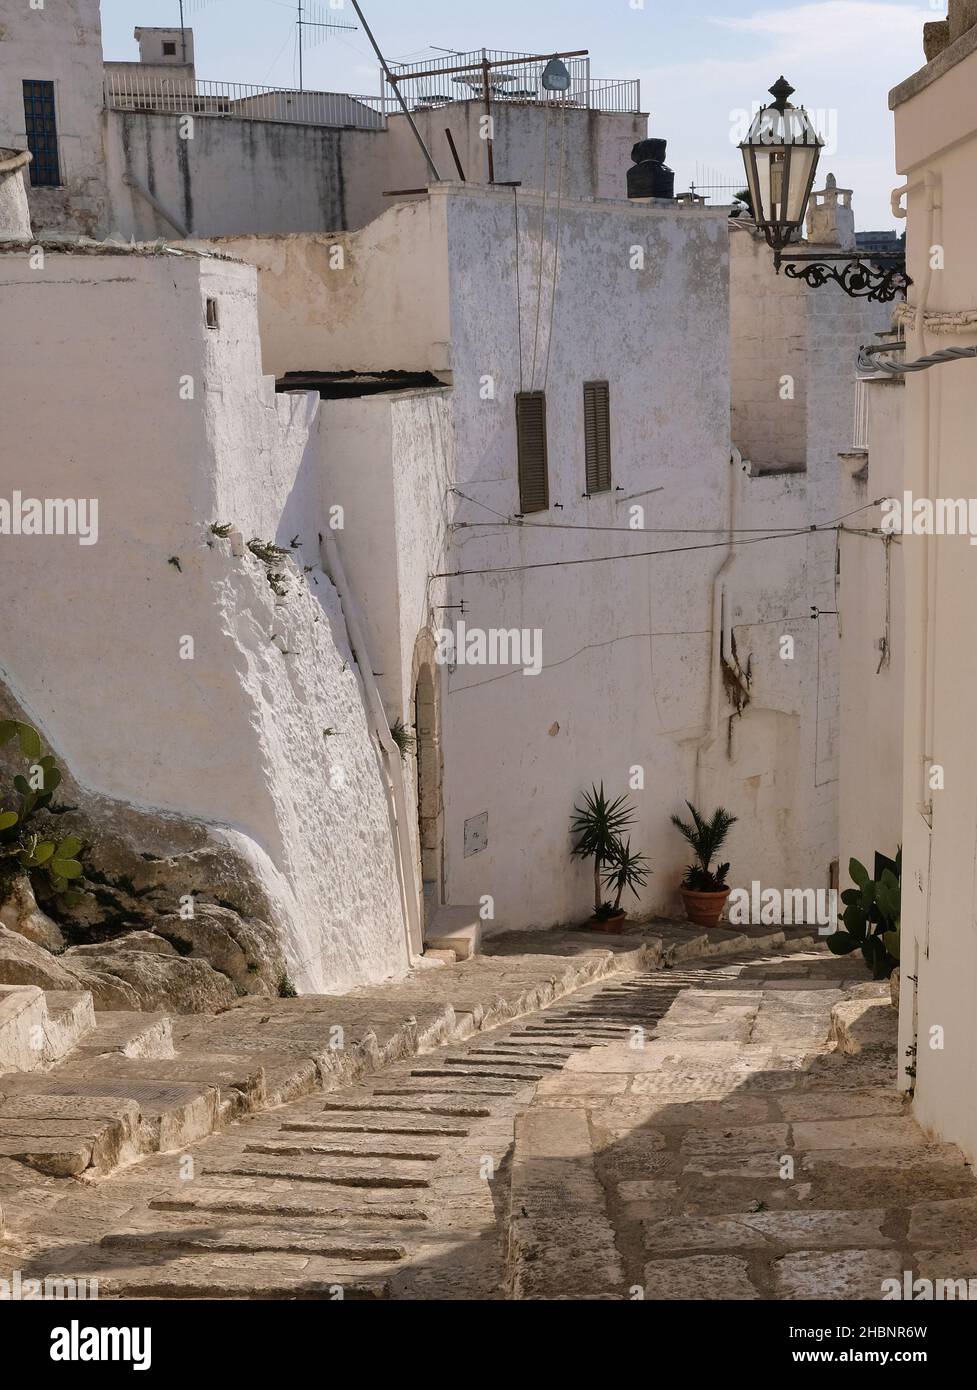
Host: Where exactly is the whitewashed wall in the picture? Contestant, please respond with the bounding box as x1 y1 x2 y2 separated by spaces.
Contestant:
892 27 977 1162
838 375 905 881
437 186 849 928
0 246 408 993
0 0 108 235
190 202 452 379
202 184 878 934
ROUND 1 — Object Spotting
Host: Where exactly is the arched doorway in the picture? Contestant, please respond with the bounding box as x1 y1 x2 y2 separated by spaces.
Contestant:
412 648 443 926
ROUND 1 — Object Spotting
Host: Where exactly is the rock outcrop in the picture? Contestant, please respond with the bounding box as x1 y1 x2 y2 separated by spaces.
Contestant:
0 878 65 952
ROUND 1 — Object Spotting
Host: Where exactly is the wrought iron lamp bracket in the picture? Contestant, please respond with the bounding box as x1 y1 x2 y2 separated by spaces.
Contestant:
772 249 911 304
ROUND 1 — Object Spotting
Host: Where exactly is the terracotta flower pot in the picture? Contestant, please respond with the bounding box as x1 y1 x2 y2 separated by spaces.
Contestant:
586 908 628 933
680 887 731 928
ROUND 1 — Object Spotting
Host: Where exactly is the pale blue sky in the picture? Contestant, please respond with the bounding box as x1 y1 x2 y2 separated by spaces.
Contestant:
101 0 937 227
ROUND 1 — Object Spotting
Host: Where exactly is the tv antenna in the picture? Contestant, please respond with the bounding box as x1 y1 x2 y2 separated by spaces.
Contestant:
176 2 227 65
296 3 357 90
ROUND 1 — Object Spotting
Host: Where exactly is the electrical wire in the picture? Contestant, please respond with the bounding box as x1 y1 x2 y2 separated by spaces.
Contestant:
449 490 885 537
433 502 885 580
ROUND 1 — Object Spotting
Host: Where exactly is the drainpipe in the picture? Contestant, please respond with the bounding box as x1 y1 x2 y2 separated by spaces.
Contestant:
913 171 940 826
695 447 740 803
122 171 189 238
320 531 424 966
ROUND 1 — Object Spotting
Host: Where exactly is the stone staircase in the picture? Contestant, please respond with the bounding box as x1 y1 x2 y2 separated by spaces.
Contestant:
0 931 656 1187
0 926 823 1196
0 984 95 1072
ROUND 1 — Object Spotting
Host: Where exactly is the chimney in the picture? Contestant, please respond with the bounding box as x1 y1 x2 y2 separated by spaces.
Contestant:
627 138 675 201
806 172 855 250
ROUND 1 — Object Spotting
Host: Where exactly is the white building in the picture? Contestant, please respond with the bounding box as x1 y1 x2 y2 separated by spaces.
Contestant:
191 170 888 941
0 2 896 984
0 4 645 240
888 1 977 1163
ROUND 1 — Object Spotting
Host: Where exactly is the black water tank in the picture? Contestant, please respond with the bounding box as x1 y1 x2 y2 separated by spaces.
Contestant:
627 137 674 200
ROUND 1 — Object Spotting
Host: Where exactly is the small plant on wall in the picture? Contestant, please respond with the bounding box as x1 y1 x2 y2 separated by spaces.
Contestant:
0 720 87 908
671 801 737 928
826 850 901 980
570 784 650 931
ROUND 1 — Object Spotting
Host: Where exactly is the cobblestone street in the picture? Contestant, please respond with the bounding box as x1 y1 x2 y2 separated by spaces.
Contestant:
4 941 971 1301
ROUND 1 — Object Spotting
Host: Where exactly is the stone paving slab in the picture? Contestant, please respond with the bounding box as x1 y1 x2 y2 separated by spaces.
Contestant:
508 1106 625 1299
6 940 967 1304
506 951 977 1301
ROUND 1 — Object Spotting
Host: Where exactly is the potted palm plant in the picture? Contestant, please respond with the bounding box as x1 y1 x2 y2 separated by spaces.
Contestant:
602 837 652 923
570 784 648 930
670 802 737 927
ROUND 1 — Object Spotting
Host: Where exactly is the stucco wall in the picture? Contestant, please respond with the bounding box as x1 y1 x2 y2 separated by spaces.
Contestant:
436 186 842 929
893 35 977 1162
188 185 869 938
103 110 385 240
379 104 646 216
0 245 408 994
838 378 905 883
188 199 451 378
0 0 108 235
730 224 808 472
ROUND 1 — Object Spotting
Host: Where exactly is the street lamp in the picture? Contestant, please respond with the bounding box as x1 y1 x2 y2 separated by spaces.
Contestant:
739 77 822 253
739 77 909 303
541 57 572 93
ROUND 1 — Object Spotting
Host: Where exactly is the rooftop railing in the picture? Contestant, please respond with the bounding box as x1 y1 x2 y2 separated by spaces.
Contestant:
104 75 392 128
386 50 641 114
104 60 643 129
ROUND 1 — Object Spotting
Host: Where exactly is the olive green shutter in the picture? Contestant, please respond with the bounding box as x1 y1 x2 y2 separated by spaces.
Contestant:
516 391 549 513
583 381 611 494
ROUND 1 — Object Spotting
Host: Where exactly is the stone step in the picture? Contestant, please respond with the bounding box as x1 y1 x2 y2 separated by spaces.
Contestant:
244 1139 444 1161
101 1226 410 1262
0 1092 142 1176
321 1097 493 1118
282 1118 470 1137
466 1048 572 1063
436 1054 565 1072
370 1082 517 1097
0 985 49 1074
51 1052 292 1122
408 1067 537 1083
71 1010 173 1061
42 991 97 1064
830 996 896 1054
202 1156 432 1188
424 905 482 960
149 1191 427 1222
0 1074 219 1168
75 1258 391 1300
0 986 97 1074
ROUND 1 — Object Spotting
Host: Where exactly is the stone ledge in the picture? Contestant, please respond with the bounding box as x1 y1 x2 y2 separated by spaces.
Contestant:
830 996 897 1055
889 17 977 107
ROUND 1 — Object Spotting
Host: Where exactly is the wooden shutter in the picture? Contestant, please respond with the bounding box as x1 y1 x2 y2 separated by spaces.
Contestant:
584 381 611 494
516 391 549 513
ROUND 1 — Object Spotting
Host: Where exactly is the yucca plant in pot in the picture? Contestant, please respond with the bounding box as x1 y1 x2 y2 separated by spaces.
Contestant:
670 801 737 927
601 837 652 920
570 784 638 930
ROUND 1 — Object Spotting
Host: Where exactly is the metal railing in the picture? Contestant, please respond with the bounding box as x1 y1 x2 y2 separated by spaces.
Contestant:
104 74 392 129
104 62 642 130
386 51 641 114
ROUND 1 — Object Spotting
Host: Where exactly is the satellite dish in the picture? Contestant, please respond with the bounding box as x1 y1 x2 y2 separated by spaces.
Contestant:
541 57 571 93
